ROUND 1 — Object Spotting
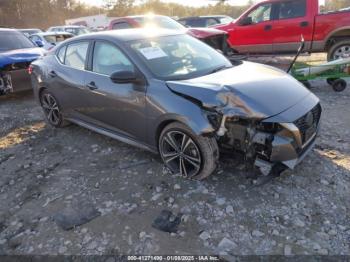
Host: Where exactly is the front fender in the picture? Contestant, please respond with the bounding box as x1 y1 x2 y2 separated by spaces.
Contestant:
155 112 215 137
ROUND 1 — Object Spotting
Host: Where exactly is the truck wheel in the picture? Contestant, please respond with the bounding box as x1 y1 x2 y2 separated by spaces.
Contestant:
159 122 219 180
332 79 347 92
328 39 350 61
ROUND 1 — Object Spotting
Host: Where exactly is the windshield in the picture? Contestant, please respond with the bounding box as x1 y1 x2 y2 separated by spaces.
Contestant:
44 34 72 44
129 34 232 80
134 16 185 30
0 31 35 52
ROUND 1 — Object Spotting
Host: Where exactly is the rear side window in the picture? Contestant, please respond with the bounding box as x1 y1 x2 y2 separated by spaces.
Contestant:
278 0 306 19
65 42 89 70
112 22 132 30
188 19 206 27
92 42 133 76
57 46 67 64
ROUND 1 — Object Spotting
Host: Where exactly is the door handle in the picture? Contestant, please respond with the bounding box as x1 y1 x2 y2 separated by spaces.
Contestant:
264 24 272 31
49 71 57 78
300 21 309 27
86 81 98 90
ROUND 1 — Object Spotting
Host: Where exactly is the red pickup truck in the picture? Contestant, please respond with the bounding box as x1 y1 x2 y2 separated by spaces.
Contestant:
216 0 350 60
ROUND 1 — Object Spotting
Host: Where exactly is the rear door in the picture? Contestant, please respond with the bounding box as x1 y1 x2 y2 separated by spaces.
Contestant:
230 2 276 53
272 0 313 53
48 41 92 118
82 40 147 140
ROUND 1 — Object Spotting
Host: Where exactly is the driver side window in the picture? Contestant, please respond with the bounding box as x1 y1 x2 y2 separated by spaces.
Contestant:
247 3 272 24
92 42 133 76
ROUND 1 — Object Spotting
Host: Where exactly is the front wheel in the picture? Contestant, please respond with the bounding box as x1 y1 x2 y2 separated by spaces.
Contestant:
159 122 219 180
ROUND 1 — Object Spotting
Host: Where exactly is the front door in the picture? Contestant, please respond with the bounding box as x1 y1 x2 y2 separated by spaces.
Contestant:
83 41 147 141
229 2 275 53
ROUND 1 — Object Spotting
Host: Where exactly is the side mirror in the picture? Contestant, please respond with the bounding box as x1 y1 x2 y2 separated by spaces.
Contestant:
239 16 252 26
110 70 137 84
35 40 44 47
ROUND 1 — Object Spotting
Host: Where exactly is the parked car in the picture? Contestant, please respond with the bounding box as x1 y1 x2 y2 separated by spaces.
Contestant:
29 32 74 50
0 29 44 96
215 0 350 60
178 15 234 28
47 25 90 36
30 29 322 179
19 28 43 37
108 15 230 55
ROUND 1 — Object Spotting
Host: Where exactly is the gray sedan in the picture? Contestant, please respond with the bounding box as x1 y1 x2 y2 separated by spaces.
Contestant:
30 29 321 180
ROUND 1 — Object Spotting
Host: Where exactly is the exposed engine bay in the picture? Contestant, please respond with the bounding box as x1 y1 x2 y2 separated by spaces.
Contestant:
212 103 322 175
0 71 13 95
0 62 32 96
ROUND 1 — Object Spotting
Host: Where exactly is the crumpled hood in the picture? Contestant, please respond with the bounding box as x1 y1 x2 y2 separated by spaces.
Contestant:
186 27 227 39
0 48 44 69
166 62 311 119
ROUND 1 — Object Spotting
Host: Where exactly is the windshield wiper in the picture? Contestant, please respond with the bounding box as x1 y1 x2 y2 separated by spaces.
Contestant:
209 65 232 74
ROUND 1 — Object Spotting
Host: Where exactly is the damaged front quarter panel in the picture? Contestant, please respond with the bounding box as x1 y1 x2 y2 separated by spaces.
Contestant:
167 79 321 176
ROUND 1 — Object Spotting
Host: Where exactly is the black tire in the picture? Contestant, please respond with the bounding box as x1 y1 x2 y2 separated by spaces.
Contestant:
327 39 350 61
159 122 219 180
40 90 70 127
326 78 338 86
332 79 347 92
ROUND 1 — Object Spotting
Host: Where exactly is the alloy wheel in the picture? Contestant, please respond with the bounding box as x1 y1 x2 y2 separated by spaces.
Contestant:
333 45 350 60
41 93 61 126
160 130 202 178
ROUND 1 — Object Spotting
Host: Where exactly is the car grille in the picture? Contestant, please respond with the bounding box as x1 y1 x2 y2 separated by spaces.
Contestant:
294 103 322 145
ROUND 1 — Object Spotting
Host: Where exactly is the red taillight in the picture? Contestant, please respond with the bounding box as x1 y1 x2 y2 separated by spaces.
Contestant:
27 65 33 75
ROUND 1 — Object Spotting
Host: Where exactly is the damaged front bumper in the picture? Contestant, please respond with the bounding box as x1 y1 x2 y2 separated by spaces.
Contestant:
0 68 31 96
218 97 322 175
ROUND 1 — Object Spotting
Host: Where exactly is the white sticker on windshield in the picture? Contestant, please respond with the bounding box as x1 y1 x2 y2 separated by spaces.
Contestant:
139 47 167 60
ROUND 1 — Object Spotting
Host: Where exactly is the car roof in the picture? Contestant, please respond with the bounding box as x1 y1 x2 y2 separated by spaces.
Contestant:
70 28 184 42
51 25 85 28
0 28 19 32
19 28 41 31
179 15 229 20
33 32 73 36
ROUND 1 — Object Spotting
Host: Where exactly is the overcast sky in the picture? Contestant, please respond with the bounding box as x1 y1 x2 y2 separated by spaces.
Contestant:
80 0 326 7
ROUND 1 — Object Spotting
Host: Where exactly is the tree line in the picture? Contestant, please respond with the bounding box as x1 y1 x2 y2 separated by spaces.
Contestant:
0 0 349 30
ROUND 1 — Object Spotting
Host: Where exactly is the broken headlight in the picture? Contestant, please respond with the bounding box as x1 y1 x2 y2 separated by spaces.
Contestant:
256 122 282 133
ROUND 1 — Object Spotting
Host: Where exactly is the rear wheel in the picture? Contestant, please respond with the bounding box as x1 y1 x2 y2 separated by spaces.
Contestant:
332 79 347 92
327 39 350 61
40 90 69 127
159 122 219 180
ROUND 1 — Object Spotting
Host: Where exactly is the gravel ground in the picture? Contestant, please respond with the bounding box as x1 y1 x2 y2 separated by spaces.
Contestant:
0 55 349 257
